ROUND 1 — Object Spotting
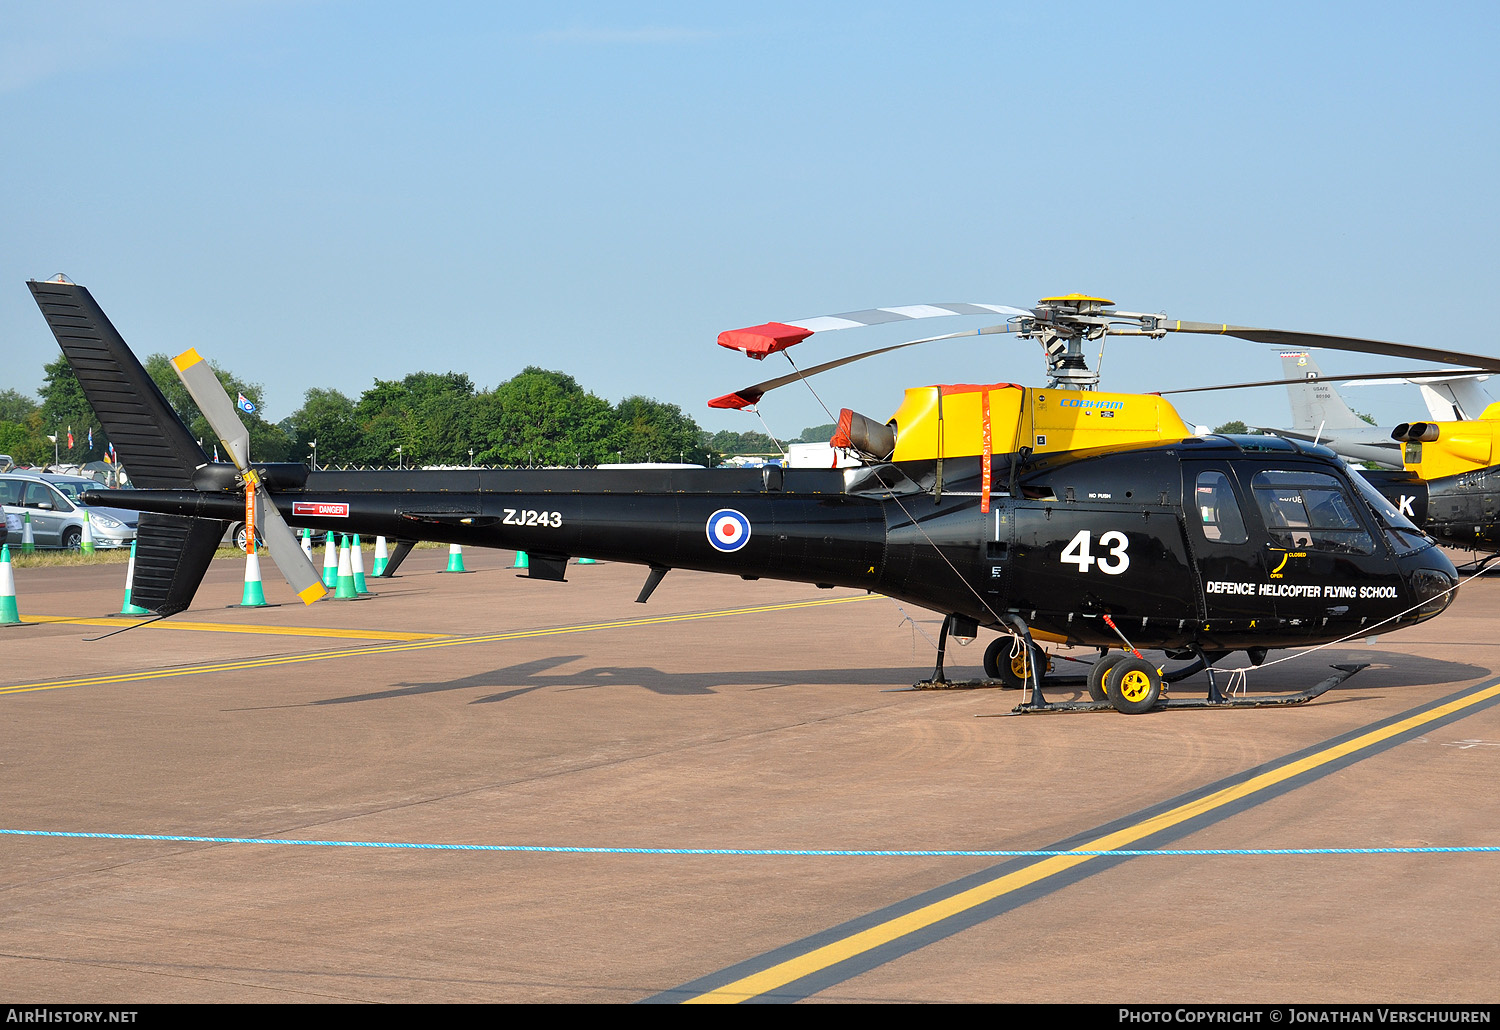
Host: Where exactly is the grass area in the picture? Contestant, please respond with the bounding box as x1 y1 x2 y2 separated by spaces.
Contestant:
8 547 133 568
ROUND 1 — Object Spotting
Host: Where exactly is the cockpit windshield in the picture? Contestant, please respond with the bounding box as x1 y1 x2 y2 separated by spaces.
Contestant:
1350 472 1431 554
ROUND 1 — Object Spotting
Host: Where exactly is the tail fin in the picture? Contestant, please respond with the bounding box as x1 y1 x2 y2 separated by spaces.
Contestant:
1280 350 1366 432
1416 377 1493 421
29 279 224 615
27 279 208 488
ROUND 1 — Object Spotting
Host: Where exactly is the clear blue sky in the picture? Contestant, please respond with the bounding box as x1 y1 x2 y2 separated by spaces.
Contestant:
3 1 1497 441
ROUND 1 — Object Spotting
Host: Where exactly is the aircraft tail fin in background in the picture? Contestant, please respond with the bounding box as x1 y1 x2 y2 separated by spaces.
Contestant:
1415 377 1493 422
1280 351 1367 432
28 278 224 615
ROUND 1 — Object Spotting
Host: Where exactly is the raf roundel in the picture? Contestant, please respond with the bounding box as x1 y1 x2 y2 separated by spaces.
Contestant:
706 508 752 552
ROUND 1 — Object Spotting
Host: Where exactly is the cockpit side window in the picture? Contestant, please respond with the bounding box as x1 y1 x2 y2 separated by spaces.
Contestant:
1193 471 1248 544
1251 470 1374 555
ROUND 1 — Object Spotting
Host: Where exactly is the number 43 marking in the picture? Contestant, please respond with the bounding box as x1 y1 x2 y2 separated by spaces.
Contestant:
1061 529 1130 575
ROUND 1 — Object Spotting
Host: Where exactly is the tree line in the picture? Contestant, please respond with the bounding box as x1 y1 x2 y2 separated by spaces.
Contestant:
0 356 835 469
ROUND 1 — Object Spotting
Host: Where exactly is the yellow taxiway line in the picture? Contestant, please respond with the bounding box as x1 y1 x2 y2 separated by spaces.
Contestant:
681 678 1500 1003
0 594 877 697
21 614 448 641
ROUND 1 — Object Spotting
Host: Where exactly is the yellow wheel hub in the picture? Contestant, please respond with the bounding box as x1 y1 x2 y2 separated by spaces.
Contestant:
1118 669 1153 703
1010 652 1051 679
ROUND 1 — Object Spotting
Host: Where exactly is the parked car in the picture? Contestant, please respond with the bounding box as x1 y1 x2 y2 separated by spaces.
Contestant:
0 473 138 549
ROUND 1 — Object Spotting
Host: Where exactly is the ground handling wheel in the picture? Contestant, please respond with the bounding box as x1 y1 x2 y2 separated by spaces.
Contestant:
1103 657 1164 714
1087 652 1128 702
985 638 1051 690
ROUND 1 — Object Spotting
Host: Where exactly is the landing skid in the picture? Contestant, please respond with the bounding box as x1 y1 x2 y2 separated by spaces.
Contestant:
1005 663 1367 715
910 675 1085 691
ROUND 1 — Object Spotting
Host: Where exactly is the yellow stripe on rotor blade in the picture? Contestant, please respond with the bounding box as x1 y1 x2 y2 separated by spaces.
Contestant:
172 347 204 371
298 582 327 605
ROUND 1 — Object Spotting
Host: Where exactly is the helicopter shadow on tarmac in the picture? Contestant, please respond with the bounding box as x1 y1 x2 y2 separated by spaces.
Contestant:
311 658 944 705
304 648 1488 707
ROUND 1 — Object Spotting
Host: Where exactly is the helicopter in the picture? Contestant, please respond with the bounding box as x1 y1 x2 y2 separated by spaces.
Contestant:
1359 411 1500 556
27 280 1484 714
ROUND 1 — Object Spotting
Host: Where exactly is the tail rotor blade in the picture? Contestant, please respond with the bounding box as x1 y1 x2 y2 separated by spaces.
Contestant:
255 492 327 605
170 347 326 602
170 347 252 467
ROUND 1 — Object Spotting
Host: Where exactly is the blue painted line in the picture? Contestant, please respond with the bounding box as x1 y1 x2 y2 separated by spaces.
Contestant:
0 828 1496 857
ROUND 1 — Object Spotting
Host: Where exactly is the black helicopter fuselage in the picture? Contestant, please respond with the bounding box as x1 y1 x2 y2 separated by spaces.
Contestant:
91 434 1458 653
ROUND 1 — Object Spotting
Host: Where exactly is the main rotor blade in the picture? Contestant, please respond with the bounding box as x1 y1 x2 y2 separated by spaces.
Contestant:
170 347 252 468
709 324 1022 409
256 491 327 604
718 303 1032 359
1157 367 1493 395
1158 322 1500 373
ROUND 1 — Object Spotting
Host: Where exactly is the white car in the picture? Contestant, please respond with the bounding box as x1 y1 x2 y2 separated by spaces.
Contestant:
0 473 138 549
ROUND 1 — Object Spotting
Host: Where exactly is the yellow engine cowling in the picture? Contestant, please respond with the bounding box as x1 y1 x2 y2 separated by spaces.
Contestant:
885 383 1194 462
1401 409 1500 480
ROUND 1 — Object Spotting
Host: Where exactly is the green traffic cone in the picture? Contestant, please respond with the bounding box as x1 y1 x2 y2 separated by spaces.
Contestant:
21 511 34 554
372 535 389 577
577 557 597 565
351 533 370 593
0 544 19 625
79 511 95 554
335 536 358 599
321 533 338 588
444 543 467 573
238 549 268 607
120 540 149 615
511 550 528 569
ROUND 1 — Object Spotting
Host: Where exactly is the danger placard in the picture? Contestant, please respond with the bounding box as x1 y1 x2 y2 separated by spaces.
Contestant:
292 502 350 518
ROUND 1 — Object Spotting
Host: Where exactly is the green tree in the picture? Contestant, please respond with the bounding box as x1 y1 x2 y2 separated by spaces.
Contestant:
1212 420 1249 435
142 353 294 462
478 368 615 466
796 423 838 443
0 390 46 465
284 388 360 467
705 429 781 456
0 389 38 424
37 355 105 462
612 396 708 464
0 410 50 465
352 371 478 466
